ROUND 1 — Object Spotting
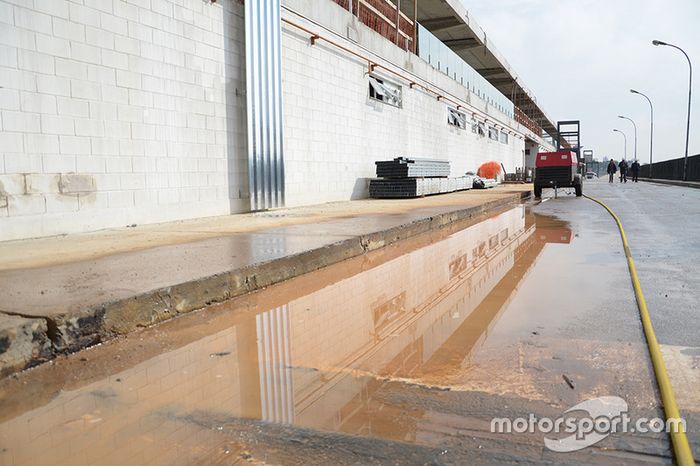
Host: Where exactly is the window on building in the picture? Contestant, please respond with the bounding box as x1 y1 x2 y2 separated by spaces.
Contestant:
369 75 402 107
448 108 466 129
488 126 499 140
500 131 509 144
472 120 485 136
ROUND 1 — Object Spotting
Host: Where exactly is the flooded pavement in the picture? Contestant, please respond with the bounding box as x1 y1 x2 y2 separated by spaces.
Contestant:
0 204 675 465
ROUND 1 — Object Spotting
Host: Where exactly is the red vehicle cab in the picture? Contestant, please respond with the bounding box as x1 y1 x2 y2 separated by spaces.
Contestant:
534 150 583 198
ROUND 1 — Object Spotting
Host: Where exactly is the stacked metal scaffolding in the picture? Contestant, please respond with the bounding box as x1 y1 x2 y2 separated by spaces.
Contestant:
369 158 473 198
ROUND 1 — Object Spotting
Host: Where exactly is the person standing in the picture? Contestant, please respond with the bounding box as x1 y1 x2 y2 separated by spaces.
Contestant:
619 159 628 183
607 159 617 183
631 160 640 182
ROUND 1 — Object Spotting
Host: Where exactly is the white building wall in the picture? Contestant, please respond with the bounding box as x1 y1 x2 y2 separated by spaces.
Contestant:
0 0 248 241
280 0 527 207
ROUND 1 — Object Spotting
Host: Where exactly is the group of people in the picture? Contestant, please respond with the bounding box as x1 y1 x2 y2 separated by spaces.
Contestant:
607 159 640 183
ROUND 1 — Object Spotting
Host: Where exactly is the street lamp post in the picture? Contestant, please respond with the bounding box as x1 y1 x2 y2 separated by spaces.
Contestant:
631 89 654 178
653 40 693 181
613 128 627 160
618 115 637 162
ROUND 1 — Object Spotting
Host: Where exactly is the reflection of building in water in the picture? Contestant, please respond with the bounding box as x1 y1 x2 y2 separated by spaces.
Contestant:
0 208 572 465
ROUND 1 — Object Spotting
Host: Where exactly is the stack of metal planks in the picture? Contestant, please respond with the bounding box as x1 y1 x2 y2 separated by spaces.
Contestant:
375 157 451 178
369 176 474 198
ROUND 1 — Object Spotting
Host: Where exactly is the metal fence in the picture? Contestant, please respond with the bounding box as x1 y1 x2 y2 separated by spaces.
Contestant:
639 154 700 181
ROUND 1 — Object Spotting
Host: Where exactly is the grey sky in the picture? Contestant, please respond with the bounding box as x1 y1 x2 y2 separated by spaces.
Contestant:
463 0 700 163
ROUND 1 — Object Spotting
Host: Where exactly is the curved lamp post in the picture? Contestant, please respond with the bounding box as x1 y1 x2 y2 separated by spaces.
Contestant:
613 128 627 160
631 89 654 178
618 115 638 162
653 40 693 181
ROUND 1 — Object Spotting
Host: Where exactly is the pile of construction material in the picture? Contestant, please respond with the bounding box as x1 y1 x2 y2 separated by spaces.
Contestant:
369 157 473 198
375 157 451 178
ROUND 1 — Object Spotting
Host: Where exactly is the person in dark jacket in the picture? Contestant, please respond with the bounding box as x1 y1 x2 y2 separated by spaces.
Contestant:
619 159 628 183
631 160 640 182
607 159 617 183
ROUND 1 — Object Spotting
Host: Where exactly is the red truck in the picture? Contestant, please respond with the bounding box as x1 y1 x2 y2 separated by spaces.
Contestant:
534 150 583 198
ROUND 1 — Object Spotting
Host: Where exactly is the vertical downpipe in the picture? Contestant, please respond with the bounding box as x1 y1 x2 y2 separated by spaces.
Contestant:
245 0 285 210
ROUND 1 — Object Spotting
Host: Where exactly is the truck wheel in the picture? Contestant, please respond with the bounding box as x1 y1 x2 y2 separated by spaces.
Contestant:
534 185 542 198
575 183 583 197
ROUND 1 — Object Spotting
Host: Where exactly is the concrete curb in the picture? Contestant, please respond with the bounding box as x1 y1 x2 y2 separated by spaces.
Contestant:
3 191 529 377
639 178 700 189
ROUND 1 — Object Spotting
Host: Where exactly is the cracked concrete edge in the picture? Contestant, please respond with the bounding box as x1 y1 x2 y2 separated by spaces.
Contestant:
0 191 529 377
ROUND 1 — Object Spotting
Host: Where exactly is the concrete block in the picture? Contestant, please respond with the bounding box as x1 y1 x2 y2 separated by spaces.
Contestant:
58 173 96 194
46 192 80 212
0 174 27 196
40 115 75 135
75 119 104 137
87 64 116 86
0 314 53 378
71 42 101 65
69 3 102 28
85 26 114 50
8 194 46 216
42 154 75 173
26 174 60 194
20 92 57 114
116 70 141 89
24 133 59 153
36 34 70 59
76 155 106 173
35 0 71 19
1 111 40 133
3 154 43 173
71 80 101 100
113 0 138 21
52 18 85 42
57 97 89 118
56 57 88 80
0 88 20 111
114 35 139 55
18 49 55 74
101 49 128 70
91 137 120 155
14 6 53 33
100 12 127 36
36 75 71 97
108 190 134 208
0 44 17 68
59 135 91 155
105 155 132 172
86 0 114 14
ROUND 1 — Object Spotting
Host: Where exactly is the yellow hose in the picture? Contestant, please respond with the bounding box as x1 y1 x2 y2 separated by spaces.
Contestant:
585 195 695 465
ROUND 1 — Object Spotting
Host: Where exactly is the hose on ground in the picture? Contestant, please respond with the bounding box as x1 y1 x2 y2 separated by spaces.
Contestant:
585 194 695 465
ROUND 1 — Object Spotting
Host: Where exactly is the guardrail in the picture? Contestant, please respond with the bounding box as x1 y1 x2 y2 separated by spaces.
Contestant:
514 107 542 137
640 153 700 181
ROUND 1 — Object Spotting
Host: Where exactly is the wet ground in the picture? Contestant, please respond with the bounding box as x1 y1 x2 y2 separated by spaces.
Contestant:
0 181 697 465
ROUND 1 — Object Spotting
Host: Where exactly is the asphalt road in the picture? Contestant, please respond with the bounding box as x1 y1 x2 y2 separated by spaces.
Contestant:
535 177 700 460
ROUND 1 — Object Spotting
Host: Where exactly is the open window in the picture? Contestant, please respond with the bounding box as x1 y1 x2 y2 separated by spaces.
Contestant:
488 126 499 140
369 75 402 108
448 108 466 129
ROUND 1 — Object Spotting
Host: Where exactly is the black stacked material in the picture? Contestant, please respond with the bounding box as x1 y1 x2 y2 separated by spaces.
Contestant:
369 178 419 198
375 157 450 178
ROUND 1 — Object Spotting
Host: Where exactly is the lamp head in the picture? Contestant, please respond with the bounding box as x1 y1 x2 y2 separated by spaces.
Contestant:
630 89 639 94
652 39 667 46
617 115 624 119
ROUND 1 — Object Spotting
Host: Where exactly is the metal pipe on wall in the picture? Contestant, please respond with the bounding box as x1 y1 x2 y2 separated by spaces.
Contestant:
245 0 285 210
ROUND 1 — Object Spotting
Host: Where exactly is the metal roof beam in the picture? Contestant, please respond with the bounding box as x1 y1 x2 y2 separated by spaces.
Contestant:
419 16 463 33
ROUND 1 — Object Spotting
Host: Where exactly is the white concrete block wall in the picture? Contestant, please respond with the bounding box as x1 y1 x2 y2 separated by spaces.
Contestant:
0 0 248 241
280 0 527 207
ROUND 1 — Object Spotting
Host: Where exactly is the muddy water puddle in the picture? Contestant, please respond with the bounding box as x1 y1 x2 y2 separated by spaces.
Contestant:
0 206 660 465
